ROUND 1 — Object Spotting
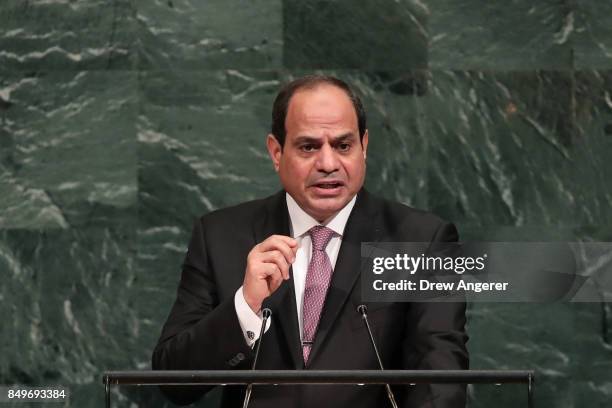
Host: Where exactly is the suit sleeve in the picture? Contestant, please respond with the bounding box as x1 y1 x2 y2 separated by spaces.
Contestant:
151 218 255 406
399 222 469 408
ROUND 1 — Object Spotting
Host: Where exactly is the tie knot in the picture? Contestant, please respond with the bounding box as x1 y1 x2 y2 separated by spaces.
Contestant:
309 225 334 251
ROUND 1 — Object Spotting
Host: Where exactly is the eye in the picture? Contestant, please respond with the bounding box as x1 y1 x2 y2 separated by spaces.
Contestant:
300 144 317 152
337 142 351 152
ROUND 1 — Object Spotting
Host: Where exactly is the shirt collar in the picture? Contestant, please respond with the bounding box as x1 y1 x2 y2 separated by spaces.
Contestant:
286 192 357 239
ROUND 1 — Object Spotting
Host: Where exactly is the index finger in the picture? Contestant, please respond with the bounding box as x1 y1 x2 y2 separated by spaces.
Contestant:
259 235 298 262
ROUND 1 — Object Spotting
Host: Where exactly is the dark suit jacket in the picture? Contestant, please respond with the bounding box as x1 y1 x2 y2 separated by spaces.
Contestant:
152 189 469 408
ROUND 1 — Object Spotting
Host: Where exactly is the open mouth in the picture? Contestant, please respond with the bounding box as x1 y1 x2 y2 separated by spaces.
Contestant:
312 181 344 190
314 182 343 189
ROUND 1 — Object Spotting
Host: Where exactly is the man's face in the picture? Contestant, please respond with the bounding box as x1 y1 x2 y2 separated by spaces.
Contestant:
267 84 368 222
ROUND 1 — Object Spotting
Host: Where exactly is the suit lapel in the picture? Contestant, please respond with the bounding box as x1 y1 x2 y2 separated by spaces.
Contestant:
308 190 382 365
254 191 304 369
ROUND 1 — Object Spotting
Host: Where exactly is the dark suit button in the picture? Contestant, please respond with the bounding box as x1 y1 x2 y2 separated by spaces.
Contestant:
228 358 237 367
236 353 245 361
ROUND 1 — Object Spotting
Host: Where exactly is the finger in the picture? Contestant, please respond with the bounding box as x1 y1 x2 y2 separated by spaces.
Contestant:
267 271 284 293
249 252 288 282
273 234 298 248
261 251 290 280
259 235 297 253
259 238 297 266
259 235 298 251
260 260 280 275
262 262 284 291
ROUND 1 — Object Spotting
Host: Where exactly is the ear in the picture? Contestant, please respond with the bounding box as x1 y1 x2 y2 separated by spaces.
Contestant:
361 129 369 160
266 134 282 172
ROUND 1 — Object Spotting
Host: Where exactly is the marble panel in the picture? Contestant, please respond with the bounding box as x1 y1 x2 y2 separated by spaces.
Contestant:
0 0 137 70
574 0 612 68
421 70 588 228
429 0 573 69
0 70 137 229
137 0 282 70
283 0 428 69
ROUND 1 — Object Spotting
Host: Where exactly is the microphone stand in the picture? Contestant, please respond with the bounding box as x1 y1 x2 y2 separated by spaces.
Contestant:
242 308 272 408
357 305 399 408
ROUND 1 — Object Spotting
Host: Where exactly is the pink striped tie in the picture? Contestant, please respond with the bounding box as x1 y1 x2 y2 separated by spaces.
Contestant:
302 225 335 364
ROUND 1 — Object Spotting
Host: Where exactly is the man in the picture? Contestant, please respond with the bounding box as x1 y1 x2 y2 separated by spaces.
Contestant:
152 75 469 407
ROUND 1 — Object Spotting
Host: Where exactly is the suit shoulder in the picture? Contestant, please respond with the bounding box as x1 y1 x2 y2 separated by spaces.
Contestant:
365 192 455 240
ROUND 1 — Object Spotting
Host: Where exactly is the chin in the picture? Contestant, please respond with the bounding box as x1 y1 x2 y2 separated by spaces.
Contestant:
309 200 346 219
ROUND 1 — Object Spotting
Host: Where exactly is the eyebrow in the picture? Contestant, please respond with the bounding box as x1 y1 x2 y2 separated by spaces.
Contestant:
293 132 356 145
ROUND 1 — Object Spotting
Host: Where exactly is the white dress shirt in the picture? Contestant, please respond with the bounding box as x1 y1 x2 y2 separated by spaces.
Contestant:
234 193 357 347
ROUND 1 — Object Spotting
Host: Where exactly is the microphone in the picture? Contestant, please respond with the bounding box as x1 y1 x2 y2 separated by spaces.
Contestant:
242 308 272 408
357 305 398 408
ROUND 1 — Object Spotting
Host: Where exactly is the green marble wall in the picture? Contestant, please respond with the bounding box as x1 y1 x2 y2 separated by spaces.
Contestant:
1 1 610 407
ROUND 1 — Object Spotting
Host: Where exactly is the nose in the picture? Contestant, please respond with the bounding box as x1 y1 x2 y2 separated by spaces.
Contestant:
315 143 340 174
